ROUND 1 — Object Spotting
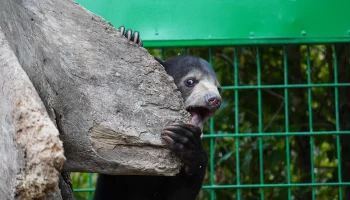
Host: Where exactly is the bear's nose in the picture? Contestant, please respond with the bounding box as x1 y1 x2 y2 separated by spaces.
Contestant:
205 93 222 109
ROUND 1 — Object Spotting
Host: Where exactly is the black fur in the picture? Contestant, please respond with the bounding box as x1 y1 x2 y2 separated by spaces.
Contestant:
93 27 216 200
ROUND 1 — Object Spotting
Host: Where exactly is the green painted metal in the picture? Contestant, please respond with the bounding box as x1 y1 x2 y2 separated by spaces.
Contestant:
88 173 93 200
333 45 343 199
209 48 216 200
283 46 292 199
233 47 241 199
222 83 350 89
306 46 316 200
201 182 350 189
202 130 350 138
73 188 94 192
75 0 350 47
256 47 265 199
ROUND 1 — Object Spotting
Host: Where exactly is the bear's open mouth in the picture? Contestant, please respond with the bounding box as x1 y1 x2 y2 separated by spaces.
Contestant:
186 106 215 134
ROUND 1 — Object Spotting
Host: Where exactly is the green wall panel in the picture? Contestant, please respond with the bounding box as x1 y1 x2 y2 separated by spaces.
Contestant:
75 0 350 46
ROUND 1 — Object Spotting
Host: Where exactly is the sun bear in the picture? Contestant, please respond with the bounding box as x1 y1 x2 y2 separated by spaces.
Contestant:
94 27 222 200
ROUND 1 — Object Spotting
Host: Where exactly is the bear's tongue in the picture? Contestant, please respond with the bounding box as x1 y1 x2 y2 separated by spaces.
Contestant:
190 112 204 138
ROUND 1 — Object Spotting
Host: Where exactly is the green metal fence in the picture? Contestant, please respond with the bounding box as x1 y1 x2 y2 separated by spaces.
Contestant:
72 0 350 199
72 45 350 200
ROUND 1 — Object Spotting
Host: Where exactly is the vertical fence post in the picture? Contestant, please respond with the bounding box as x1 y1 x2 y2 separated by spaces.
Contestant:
256 46 265 200
283 46 292 200
333 45 343 200
306 45 316 200
233 47 241 200
209 47 216 200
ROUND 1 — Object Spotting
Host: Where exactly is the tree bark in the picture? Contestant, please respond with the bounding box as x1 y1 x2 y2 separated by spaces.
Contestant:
0 0 188 179
0 28 65 199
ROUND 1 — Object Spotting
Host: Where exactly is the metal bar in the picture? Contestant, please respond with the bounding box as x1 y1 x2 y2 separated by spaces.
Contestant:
202 182 350 189
234 47 241 199
161 48 165 60
73 188 95 192
88 173 93 200
209 47 216 200
283 46 292 199
143 38 350 48
221 83 350 90
306 45 316 200
256 46 265 199
183 48 188 55
202 130 350 138
332 45 343 199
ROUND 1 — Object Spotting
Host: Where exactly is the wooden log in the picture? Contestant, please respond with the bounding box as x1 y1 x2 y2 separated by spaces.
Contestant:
0 0 189 178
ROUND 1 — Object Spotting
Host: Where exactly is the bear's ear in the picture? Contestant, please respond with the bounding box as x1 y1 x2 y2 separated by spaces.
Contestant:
154 56 165 67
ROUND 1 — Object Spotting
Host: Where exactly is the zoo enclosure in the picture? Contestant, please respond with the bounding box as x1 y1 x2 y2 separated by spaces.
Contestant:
73 0 350 199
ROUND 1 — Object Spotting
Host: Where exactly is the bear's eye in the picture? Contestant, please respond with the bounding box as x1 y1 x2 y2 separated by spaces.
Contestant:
185 78 196 87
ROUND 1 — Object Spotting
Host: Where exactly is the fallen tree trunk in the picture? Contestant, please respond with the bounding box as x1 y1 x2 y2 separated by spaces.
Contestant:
0 28 65 199
0 0 188 179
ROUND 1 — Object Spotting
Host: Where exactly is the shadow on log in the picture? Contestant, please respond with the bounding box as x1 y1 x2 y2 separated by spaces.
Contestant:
0 0 190 199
